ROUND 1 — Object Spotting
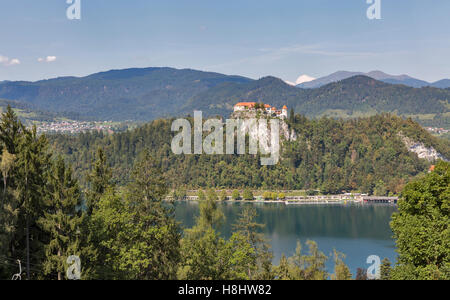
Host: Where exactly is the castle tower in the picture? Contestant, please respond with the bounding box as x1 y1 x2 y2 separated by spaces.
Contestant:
281 105 288 119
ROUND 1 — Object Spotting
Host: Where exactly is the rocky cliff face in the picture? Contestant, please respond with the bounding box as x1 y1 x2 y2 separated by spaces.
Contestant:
230 111 297 153
400 133 448 162
280 120 297 141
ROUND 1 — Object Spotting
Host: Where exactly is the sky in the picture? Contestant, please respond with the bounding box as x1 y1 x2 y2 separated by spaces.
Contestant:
1 0 450 83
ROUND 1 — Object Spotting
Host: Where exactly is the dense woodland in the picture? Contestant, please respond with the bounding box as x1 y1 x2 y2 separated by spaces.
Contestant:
0 106 448 280
49 112 449 196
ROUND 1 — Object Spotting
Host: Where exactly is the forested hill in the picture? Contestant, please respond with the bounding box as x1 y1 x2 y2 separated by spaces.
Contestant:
185 75 450 118
49 114 450 195
0 67 252 121
0 67 449 123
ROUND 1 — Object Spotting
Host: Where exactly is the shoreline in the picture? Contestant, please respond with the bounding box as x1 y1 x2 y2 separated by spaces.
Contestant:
166 198 398 206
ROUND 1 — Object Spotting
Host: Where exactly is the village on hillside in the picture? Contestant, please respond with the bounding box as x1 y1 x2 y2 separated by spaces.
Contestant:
36 120 117 134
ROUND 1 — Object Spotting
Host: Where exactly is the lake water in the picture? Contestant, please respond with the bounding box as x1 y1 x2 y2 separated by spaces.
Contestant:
174 201 398 275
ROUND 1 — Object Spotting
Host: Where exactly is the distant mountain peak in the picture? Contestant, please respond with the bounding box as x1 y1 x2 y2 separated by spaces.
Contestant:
339 75 384 84
259 76 289 85
295 75 316 85
431 79 450 89
297 70 433 89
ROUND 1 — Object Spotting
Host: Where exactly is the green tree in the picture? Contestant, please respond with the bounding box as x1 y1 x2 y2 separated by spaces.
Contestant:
0 185 19 278
180 187 227 279
15 127 51 279
206 188 218 202
39 157 83 280
0 105 22 154
262 191 272 200
91 151 182 280
198 190 224 229
89 188 129 279
197 190 206 201
232 207 273 279
173 188 187 200
80 148 114 279
287 240 328 280
85 148 112 215
391 161 449 280
219 190 228 201
374 180 387 196
232 190 240 200
380 258 392 280
275 254 291 280
123 150 181 279
0 149 15 206
243 189 254 201
331 249 352 280
302 240 328 280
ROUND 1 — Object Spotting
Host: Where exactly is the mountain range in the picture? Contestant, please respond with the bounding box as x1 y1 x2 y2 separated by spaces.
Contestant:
0 67 449 124
296 71 450 89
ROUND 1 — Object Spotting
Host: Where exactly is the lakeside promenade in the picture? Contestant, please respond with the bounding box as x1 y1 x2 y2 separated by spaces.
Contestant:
165 193 398 205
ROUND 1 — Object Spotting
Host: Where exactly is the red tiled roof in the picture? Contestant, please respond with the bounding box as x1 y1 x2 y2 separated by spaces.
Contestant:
235 102 257 107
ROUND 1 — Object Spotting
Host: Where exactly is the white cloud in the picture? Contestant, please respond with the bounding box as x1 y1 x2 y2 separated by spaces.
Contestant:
0 55 21 66
296 75 316 85
38 56 57 63
9 59 21 65
46 56 57 62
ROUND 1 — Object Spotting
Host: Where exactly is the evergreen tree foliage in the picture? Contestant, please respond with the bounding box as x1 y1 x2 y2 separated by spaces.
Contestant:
39 157 83 280
391 161 449 280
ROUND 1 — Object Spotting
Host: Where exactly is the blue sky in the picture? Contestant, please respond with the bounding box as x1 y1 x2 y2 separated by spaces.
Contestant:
1 0 449 82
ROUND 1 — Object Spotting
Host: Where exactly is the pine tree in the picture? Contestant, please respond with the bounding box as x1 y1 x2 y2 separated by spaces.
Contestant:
114 150 181 279
180 183 229 279
80 148 113 279
15 126 51 279
39 157 83 280
275 254 291 280
380 258 392 280
232 207 273 279
197 189 224 229
1 149 15 207
289 109 295 123
331 249 352 280
85 148 112 215
86 188 126 279
0 108 23 278
301 241 328 280
0 106 23 154
0 183 19 278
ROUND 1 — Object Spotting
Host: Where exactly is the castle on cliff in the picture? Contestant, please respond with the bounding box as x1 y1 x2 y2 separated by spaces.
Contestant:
233 102 288 119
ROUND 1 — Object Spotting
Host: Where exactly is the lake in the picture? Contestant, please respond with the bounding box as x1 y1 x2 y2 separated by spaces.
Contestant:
174 201 398 275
